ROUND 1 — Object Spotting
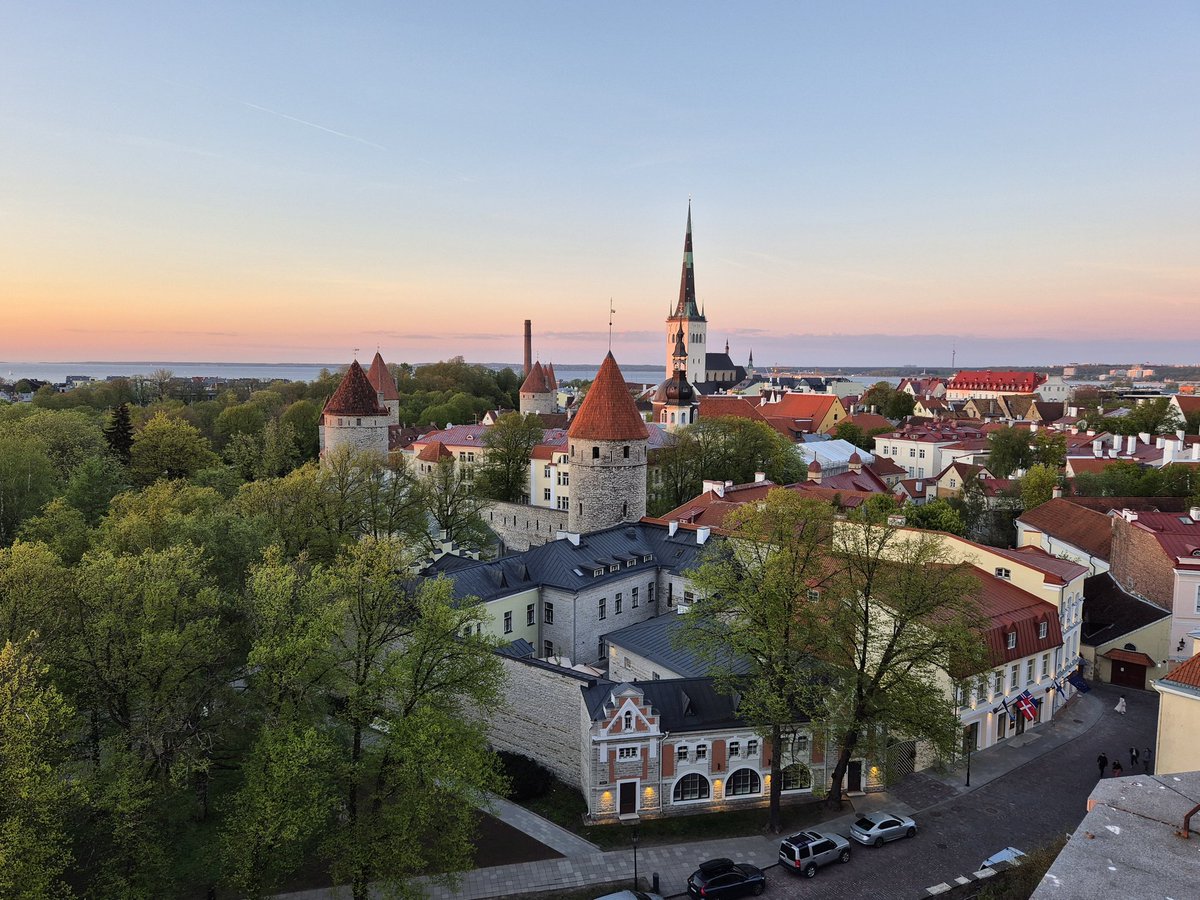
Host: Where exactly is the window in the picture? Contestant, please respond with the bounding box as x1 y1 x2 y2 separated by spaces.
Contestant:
544 602 554 625
648 583 655 604
729 741 740 757
610 564 619 573
1010 665 1020 691
632 587 640 608
806 589 820 601
623 445 630 458
747 739 759 758
993 671 1003 696
667 584 674 608
781 763 812 791
909 448 916 458
598 598 606 620
592 446 600 459
544 640 554 658
919 449 926 459
544 488 551 501
1195 584 1200 615
598 637 604 659
626 559 635 568
683 591 695 605
1026 659 1035 684
618 746 638 760
1006 632 1017 649
996 567 1012 580
695 744 708 760
997 715 1007 740
1038 622 1048 639
557 496 569 510
728 768 761 796
677 745 688 762
623 711 632 731
1041 654 1049 678
615 593 623 614
527 603 535 626
975 680 987 705
794 734 809 753
356 418 361 426
560 471 569 486
956 683 968 708
672 773 710 802
544 465 551 478
949 478 957 488
503 611 512 634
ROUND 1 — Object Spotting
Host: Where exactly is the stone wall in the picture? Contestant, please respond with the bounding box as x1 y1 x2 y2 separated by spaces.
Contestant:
519 390 555 416
490 654 592 788
486 501 567 552
567 437 647 533
1111 517 1174 610
320 414 390 461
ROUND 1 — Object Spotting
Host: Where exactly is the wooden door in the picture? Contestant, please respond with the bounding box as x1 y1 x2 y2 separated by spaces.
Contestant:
1111 661 1145 690
619 781 636 815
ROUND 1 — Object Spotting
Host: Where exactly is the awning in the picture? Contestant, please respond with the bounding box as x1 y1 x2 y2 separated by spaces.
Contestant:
1101 649 1157 668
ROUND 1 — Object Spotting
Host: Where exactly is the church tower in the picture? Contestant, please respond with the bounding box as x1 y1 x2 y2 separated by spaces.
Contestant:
566 352 648 534
652 325 698 430
665 202 707 381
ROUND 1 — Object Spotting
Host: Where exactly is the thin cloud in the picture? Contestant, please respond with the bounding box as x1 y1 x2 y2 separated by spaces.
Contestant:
242 101 386 151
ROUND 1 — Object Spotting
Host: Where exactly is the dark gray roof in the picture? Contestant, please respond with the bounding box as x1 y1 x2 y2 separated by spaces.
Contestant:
582 677 810 733
1081 573 1171 648
604 613 750 678
498 638 536 658
440 521 709 602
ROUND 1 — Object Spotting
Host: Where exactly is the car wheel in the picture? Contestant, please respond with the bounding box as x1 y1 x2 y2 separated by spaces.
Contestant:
839 848 851 863
803 863 817 878
874 836 884 848
907 826 917 839
752 884 764 896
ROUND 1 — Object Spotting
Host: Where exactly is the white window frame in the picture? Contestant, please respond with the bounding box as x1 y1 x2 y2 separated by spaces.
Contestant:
1006 632 1017 649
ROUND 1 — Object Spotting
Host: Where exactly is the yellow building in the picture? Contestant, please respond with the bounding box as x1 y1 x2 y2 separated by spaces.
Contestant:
1152 640 1200 775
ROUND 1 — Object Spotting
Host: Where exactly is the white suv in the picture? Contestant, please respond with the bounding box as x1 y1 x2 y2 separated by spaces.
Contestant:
778 830 852 878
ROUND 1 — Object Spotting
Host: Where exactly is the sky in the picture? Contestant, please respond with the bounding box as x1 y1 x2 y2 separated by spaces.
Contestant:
1 2 1197 369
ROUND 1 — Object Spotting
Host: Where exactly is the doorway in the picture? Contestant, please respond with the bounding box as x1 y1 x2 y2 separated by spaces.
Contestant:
619 781 636 815
847 760 863 793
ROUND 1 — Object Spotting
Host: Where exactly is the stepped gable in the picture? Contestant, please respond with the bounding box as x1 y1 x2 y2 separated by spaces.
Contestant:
567 352 649 441
323 360 388 416
520 360 550 393
366 352 399 400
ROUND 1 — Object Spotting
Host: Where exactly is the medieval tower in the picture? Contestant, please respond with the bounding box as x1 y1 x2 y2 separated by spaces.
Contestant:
566 352 648 533
519 360 555 415
319 359 391 461
665 202 706 380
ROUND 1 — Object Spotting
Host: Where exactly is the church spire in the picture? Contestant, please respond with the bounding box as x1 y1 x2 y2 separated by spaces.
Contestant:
673 202 704 320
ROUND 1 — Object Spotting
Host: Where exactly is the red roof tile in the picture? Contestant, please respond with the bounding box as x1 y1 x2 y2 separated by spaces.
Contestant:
520 361 551 394
698 395 768 422
416 440 453 462
366 352 399 401
948 370 1046 392
1017 498 1113 561
1162 653 1200 690
965 566 1064 669
567 353 649 441
323 361 388 417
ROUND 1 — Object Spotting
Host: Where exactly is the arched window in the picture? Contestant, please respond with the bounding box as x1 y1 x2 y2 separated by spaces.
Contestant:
672 773 710 802
623 711 632 731
727 768 762 796
781 763 812 792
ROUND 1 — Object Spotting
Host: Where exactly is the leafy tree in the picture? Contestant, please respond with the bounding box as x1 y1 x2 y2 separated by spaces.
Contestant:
9 408 108 479
1031 430 1067 470
258 419 301 478
903 498 966 535
819 521 986 805
214 402 268 449
0 638 80 900
1020 464 1060 510
0 436 58 545
0 542 72 651
986 426 1032 478
831 421 868 450
475 413 544 502
103 403 135 463
129 412 220 486
424 458 491 553
677 491 835 832
19 499 91 565
63 454 129 524
862 382 914 419
280 399 322 461
150 368 174 402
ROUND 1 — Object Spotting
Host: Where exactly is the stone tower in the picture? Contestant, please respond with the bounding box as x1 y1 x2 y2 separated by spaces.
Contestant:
519 361 555 415
651 325 698 430
366 351 400 424
319 360 390 462
566 352 649 533
665 202 707 381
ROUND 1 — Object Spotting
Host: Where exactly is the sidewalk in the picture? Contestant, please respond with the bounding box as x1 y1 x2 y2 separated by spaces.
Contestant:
275 686 1110 900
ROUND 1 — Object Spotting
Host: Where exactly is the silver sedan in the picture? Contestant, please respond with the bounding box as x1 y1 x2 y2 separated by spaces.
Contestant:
848 811 917 847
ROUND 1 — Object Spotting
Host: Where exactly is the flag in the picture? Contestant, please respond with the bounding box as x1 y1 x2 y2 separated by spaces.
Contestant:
1001 698 1016 723
1015 690 1038 721
1067 672 1090 693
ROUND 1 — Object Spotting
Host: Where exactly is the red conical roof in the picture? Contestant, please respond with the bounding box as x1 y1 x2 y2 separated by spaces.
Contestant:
323 360 389 416
367 352 399 401
545 362 557 389
567 352 649 441
520 361 550 394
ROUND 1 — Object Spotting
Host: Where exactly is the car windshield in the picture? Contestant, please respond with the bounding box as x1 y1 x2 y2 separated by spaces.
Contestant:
854 817 876 829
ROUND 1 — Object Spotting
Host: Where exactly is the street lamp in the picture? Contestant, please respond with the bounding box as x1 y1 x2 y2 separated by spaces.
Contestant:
630 826 640 889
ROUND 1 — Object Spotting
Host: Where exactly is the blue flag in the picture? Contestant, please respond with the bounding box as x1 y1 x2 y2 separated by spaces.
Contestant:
1067 672 1090 693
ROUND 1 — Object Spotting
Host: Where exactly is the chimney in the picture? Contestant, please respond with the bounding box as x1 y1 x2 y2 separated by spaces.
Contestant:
1052 486 1063 498
754 471 766 482
1191 506 1200 521
523 319 532 378
1164 440 1177 464
702 479 725 498
555 530 581 546
1192 443 1200 461
696 526 711 545
1126 435 1138 454
1177 429 1187 441
1092 439 1103 457
1156 436 1165 449
1138 432 1151 445
668 520 679 537
1030 422 1039 433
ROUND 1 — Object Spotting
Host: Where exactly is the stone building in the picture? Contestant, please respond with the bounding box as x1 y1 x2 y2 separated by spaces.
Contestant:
519 361 555 416
318 359 391 461
566 352 649 534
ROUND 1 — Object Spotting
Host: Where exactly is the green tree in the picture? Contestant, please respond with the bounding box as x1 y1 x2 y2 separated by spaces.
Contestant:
63 454 128 524
1020 464 1060 511
903 498 966 535
103 403 135 464
10 408 108 479
0 437 58 545
0 542 72 651
1031 430 1067 470
19 499 91 565
424 458 490 553
129 412 220 486
677 491 835 832
280 399 322 461
0 639 80 900
475 412 544 502
862 382 914 419
214 402 268 449
986 426 1032 478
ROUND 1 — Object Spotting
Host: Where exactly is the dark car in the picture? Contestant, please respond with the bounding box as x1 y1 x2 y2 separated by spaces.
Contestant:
686 858 766 898
778 829 852 877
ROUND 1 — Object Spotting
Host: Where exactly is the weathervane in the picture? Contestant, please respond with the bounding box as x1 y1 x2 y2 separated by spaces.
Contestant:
353 347 360 360
608 298 615 350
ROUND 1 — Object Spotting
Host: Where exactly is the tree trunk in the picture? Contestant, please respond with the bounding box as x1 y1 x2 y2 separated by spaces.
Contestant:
767 724 784 833
825 730 858 808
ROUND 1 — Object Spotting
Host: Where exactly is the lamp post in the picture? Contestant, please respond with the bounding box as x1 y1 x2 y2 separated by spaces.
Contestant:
630 826 640 889
965 740 973 787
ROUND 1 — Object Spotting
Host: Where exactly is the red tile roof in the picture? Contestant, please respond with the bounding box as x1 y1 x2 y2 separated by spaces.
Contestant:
948 370 1046 392
1017 498 1113 561
965 566 1064 669
416 440 453 463
984 544 1089 585
1101 648 1157 668
759 393 843 426
1162 653 1200 690
366 352 399 401
323 361 388 416
567 353 649 441
843 413 893 433
520 361 551 394
1173 394 1200 416
698 395 769 422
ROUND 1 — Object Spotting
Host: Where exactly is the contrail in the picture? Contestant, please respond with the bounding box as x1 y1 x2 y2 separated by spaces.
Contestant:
242 101 386 150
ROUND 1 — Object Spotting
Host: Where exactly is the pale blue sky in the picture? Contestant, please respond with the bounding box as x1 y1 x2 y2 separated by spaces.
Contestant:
1 3 1197 367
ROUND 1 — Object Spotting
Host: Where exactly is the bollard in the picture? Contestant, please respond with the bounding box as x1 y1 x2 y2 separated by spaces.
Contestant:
652 872 660 892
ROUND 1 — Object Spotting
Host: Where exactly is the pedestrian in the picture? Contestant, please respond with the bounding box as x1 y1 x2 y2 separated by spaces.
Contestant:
1115 695 1127 715
1112 760 1123 777
1144 747 1153 773
1130 747 1140 768
1097 752 1109 777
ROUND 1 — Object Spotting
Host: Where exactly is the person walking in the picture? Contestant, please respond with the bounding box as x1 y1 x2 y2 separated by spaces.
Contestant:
1115 695 1127 715
1097 752 1109 777
1130 747 1140 768
1144 747 1153 773
1112 760 1123 777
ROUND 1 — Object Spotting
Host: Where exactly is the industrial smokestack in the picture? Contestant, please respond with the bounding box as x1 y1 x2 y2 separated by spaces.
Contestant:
523 320 532 378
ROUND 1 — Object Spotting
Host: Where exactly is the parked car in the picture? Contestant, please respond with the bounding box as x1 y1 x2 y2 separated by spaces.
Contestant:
979 847 1026 870
594 892 664 900
848 811 917 846
778 829 852 877
686 858 766 898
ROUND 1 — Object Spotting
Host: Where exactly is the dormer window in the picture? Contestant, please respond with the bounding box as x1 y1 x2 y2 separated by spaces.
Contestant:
610 564 619 573
1038 622 1048 639
1006 632 1017 649
995 567 1012 580
623 711 632 731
